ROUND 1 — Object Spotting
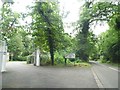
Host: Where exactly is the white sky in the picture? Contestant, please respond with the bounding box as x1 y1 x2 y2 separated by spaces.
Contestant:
0 0 109 36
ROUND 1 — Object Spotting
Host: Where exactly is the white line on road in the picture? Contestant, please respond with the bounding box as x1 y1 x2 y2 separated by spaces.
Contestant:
91 68 104 88
109 67 120 72
90 61 120 73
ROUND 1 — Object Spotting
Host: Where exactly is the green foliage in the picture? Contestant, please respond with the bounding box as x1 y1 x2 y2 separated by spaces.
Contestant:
6 28 34 61
54 51 64 64
1 1 119 64
75 1 97 61
98 14 120 63
31 2 64 50
100 59 107 63
40 52 51 65
75 30 97 61
0 3 21 40
69 58 75 62
30 2 71 65
0 2 34 61
17 56 27 61
27 55 34 64
109 14 120 31
74 1 120 63
7 32 24 60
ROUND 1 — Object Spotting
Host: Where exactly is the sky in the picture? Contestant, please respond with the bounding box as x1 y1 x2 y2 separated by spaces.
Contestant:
0 0 109 36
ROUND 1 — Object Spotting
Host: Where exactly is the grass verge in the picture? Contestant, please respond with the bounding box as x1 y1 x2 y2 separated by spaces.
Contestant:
52 62 91 68
98 59 120 67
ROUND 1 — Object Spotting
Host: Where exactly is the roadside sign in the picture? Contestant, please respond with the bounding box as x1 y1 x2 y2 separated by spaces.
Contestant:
65 53 75 59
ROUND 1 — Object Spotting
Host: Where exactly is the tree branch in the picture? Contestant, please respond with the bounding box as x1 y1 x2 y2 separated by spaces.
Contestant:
8 18 16 30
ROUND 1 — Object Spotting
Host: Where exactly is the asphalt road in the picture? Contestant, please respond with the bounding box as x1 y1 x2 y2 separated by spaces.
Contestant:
90 61 119 88
2 61 98 88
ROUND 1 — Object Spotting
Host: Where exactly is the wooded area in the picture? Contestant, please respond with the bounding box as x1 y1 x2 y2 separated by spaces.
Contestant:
0 0 119 65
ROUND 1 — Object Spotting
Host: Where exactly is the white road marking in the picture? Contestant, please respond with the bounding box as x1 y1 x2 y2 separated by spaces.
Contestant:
109 67 120 72
91 68 104 88
90 61 120 72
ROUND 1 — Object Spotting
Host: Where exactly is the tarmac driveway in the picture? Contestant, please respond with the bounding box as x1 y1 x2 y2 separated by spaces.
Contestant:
2 61 98 88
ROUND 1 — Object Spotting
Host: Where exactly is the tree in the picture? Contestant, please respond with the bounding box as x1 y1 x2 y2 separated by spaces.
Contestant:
0 2 34 61
75 1 93 61
98 14 120 63
0 2 20 41
74 1 119 62
7 32 24 60
30 2 64 65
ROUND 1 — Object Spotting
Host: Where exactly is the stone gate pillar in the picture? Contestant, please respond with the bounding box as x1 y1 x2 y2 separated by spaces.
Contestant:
33 49 40 66
36 49 40 66
1 41 7 72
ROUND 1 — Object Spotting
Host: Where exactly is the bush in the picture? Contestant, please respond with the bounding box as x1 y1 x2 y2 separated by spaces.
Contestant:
18 56 27 61
27 55 34 64
40 54 51 65
69 58 75 62
40 59 51 65
101 59 107 63
76 59 82 63
55 56 64 64
54 52 65 65
106 60 111 63
13 56 27 61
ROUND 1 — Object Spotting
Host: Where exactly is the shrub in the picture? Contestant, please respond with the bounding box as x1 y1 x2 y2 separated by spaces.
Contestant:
27 55 34 64
18 56 27 61
106 60 111 63
40 54 51 65
55 56 64 64
101 59 107 63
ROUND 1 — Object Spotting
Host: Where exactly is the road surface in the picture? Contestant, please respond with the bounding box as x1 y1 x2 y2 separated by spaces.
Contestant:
90 61 119 88
2 61 119 89
2 61 97 88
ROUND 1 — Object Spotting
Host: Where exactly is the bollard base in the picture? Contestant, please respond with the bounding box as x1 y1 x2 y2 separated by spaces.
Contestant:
1 70 6 73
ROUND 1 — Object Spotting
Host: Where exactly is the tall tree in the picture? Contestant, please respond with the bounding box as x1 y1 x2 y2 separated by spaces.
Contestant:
75 1 93 61
98 14 120 63
30 2 64 65
75 1 119 61
0 2 34 61
0 2 20 41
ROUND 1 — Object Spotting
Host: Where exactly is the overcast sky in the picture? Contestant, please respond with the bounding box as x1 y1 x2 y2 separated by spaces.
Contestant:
0 0 109 36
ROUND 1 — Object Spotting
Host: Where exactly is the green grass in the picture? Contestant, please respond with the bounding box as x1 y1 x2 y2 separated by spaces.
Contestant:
99 59 107 63
108 63 120 67
74 62 91 67
52 62 91 68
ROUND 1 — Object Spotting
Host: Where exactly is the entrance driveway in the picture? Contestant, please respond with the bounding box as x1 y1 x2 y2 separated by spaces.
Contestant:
2 61 98 88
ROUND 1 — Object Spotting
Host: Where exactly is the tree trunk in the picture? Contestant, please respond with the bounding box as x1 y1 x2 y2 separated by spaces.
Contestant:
50 48 54 65
47 28 54 65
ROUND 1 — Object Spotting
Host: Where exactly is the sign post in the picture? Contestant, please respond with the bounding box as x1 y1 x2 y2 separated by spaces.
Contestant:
65 53 75 59
64 53 75 66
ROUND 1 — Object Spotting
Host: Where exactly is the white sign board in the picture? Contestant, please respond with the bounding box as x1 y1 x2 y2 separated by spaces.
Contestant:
65 53 75 59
